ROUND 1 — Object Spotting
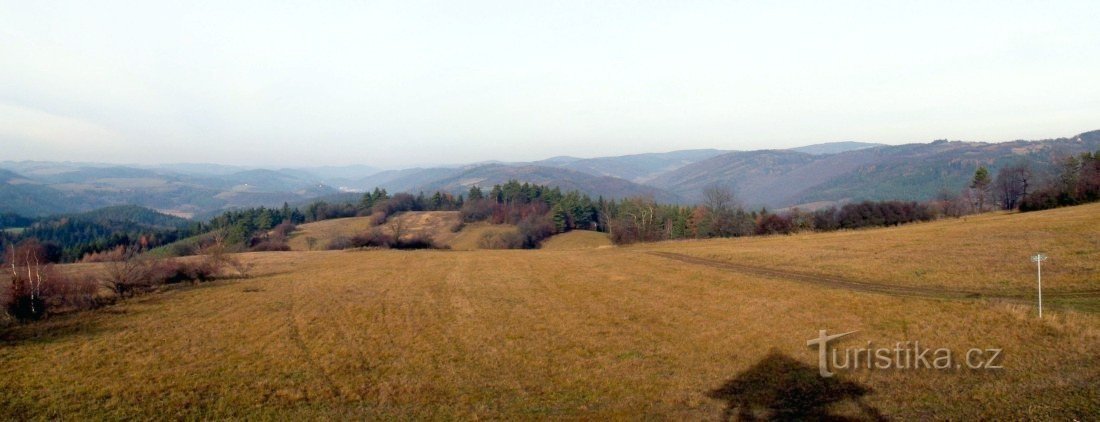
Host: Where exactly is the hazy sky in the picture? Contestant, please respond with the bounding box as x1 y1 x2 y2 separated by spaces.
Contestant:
2 1 1098 168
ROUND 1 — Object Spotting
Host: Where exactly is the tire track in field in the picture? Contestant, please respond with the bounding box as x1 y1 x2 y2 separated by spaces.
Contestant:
285 277 343 400
647 251 1100 302
323 281 386 401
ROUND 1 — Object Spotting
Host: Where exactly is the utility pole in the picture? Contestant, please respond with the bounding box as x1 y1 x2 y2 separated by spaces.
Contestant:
1031 254 1047 318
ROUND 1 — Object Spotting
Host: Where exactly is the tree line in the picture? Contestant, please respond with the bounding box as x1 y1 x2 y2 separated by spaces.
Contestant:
953 150 1100 214
0 206 207 264
1018 151 1100 211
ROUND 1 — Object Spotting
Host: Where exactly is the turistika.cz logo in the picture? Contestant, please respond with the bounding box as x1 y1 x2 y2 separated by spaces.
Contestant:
806 330 1004 378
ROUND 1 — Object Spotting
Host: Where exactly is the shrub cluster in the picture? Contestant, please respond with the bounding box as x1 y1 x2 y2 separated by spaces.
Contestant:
476 214 555 249
3 239 244 322
327 228 443 251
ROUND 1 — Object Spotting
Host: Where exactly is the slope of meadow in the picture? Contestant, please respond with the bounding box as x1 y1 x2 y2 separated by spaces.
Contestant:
539 230 612 250
286 216 378 250
286 211 462 250
1 205 1098 419
446 223 518 251
632 203 1100 301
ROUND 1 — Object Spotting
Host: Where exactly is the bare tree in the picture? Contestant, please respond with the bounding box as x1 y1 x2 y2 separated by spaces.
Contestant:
102 254 152 298
994 162 1031 210
703 184 736 213
703 184 739 237
388 216 407 242
613 197 660 243
5 239 55 318
227 257 254 278
195 242 235 281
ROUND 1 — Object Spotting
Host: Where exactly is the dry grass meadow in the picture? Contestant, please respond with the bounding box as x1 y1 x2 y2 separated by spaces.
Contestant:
1 205 1098 419
287 211 463 251
540 230 612 250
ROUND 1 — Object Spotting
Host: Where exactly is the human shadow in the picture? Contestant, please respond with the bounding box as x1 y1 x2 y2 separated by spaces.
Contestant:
708 350 886 421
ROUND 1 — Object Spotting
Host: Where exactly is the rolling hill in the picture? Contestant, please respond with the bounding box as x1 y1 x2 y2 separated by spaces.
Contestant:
287 211 461 249
789 141 884 155
651 130 1100 207
62 205 192 229
5 129 1099 216
410 164 684 203
539 230 612 250
540 149 730 183
0 163 345 218
0 169 89 216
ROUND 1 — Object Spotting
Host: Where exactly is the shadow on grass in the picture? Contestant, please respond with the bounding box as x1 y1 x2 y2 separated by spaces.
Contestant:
709 350 886 421
0 277 245 345
0 311 116 345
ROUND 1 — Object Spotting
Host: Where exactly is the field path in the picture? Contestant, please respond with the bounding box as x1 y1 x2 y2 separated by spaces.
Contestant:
284 276 344 400
647 251 1100 302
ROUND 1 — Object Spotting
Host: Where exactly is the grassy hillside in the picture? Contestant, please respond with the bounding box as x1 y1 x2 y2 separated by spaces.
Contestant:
540 230 612 250
632 203 1100 302
287 212 463 250
447 223 519 251
1 205 1097 419
287 216 378 250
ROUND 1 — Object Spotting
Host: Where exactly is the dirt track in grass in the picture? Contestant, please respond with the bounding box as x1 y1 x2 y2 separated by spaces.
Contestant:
648 251 1100 305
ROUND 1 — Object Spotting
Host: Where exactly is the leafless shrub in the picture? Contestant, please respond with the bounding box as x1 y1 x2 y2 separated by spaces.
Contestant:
42 272 101 312
351 228 395 248
367 211 387 226
393 233 440 250
250 239 290 252
460 199 494 222
326 236 354 250
271 221 296 238
388 217 407 241
226 258 254 278
450 221 466 233
102 256 155 298
478 231 526 249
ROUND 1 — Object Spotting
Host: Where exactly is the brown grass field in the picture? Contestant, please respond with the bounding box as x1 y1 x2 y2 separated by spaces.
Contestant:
287 211 463 251
446 222 518 251
1 205 1098 419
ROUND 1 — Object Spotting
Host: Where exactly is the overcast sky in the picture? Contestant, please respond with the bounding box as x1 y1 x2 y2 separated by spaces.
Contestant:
2 1 1098 168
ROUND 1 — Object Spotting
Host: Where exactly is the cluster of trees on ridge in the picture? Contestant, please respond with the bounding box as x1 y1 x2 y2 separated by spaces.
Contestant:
956 150 1100 214
0 206 207 263
1018 151 1100 211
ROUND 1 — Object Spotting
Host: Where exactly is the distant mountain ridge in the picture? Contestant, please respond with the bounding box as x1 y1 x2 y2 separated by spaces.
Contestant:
789 141 885 155
3 130 1098 217
411 164 683 203
540 149 730 183
652 130 1100 207
62 205 191 229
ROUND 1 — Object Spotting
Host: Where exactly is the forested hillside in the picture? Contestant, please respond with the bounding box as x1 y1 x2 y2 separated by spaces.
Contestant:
652 130 1100 206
